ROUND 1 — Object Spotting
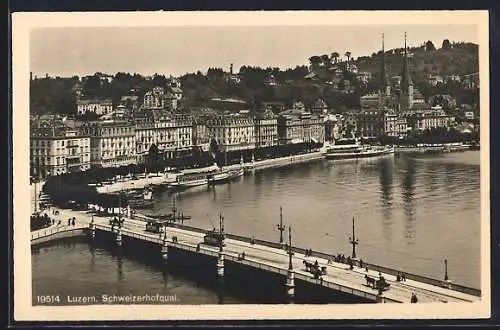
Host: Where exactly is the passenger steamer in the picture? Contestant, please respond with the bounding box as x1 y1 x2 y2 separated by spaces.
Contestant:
325 138 394 160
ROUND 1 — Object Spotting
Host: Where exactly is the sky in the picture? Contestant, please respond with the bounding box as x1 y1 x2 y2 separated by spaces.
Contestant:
30 25 478 78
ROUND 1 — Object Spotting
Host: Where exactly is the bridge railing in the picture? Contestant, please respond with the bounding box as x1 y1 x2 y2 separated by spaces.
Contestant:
128 213 481 297
31 225 86 241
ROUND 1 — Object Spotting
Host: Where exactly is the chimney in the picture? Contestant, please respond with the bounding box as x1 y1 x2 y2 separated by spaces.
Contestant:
230 63 233 75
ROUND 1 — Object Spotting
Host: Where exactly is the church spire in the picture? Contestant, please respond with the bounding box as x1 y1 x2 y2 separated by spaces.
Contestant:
379 33 389 89
401 32 413 93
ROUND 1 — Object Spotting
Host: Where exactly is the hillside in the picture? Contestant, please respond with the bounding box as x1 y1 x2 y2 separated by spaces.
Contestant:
356 41 478 83
29 41 479 116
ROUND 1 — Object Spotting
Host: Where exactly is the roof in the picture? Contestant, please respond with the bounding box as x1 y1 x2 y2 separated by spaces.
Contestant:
304 72 317 79
77 99 113 105
121 95 138 101
170 87 183 94
312 99 328 108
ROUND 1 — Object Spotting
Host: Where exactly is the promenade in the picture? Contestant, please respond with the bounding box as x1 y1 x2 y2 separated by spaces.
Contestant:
94 151 325 194
30 205 480 304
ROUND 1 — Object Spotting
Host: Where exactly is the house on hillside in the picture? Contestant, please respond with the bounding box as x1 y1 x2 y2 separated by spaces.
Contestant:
77 98 113 115
356 71 372 84
311 99 329 114
120 95 139 110
428 75 444 87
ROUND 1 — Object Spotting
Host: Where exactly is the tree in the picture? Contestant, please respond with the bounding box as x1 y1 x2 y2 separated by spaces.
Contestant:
320 54 331 68
425 40 436 52
344 51 352 63
308 56 322 70
442 39 452 50
331 52 340 64
152 74 167 87
82 75 101 96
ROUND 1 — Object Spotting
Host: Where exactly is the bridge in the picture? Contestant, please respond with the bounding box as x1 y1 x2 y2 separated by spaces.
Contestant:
30 206 481 304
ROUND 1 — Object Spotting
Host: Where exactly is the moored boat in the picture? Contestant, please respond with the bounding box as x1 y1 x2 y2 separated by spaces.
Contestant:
168 173 209 189
127 186 154 209
325 138 394 160
207 167 244 184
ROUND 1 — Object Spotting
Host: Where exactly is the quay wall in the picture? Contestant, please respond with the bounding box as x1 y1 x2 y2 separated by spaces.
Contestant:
223 151 325 172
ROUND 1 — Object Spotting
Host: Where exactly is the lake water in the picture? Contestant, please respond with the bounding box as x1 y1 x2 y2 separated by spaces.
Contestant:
32 151 481 304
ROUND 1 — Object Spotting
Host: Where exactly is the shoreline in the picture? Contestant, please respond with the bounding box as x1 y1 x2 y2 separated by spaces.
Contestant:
95 151 326 193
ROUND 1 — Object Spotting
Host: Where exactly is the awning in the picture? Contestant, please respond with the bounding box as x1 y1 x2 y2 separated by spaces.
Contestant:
311 138 318 143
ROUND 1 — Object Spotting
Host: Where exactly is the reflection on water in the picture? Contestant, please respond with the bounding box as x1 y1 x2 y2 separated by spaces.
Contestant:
33 151 482 301
378 158 393 242
152 151 480 288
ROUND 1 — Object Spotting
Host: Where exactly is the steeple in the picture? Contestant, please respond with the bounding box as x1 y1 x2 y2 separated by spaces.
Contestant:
379 33 390 89
400 32 413 93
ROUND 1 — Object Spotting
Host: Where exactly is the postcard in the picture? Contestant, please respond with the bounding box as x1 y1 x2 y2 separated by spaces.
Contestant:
12 10 490 321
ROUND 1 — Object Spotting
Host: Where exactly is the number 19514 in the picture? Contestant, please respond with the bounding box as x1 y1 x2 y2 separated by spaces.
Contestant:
36 295 60 304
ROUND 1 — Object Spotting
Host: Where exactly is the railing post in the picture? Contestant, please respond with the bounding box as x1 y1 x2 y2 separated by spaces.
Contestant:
161 233 168 261
217 250 225 278
89 215 96 239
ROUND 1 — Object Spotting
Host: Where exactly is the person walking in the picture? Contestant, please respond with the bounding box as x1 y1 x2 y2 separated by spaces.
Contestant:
72 217 75 226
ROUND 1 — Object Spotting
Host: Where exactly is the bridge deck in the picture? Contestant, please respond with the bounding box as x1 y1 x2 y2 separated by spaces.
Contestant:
31 207 480 304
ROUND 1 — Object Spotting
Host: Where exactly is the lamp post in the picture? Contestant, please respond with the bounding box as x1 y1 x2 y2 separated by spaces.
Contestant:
277 206 286 244
219 213 225 252
288 226 293 271
444 259 449 281
349 217 359 259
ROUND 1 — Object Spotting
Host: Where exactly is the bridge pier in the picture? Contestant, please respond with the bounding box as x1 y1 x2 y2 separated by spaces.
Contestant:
161 237 169 260
89 218 96 239
216 252 225 278
115 228 122 246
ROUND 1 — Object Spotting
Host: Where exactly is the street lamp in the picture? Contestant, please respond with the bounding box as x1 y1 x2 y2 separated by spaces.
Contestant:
276 206 286 244
348 217 359 259
288 226 294 271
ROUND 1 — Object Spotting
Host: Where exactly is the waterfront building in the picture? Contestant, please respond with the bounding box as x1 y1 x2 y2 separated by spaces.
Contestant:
344 111 358 137
192 117 211 152
254 109 278 148
206 114 255 152
135 111 193 163
83 119 137 168
384 113 409 138
402 109 455 132
30 120 90 178
277 109 325 145
355 109 386 139
77 98 113 115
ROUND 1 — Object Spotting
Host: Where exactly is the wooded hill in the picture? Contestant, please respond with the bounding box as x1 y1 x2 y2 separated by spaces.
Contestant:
29 40 478 116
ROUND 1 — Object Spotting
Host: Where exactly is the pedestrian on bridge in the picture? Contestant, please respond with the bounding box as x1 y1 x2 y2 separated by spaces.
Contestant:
67 218 71 226
72 217 75 226
410 293 418 303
